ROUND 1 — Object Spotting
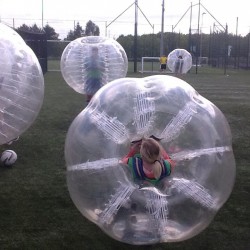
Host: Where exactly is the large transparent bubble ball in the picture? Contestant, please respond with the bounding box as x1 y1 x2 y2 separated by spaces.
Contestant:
65 75 236 245
0 23 44 145
60 36 128 95
167 48 192 74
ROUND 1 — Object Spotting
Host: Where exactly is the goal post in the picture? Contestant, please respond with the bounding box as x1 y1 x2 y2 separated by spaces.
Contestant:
140 57 160 73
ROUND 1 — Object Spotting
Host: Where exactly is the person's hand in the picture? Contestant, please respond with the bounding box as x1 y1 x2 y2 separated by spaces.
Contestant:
130 140 142 154
121 139 142 164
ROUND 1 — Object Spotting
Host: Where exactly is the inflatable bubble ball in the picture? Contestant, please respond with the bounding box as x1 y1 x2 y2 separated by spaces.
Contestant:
65 75 236 245
60 36 128 95
167 48 192 74
0 23 44 145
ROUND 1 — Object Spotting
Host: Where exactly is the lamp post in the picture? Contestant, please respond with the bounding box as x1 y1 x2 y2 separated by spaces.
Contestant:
134 0 138 72
160 0 165 56
200 12 206 63
42 0 44 28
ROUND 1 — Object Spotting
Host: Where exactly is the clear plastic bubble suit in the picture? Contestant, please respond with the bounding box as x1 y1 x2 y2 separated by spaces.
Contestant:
65 75 235 245
167 48 192 74
60 36 128 94
0 23 44 145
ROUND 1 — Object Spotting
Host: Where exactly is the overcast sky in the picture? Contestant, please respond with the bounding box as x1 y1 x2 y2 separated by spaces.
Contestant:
0 0 249 39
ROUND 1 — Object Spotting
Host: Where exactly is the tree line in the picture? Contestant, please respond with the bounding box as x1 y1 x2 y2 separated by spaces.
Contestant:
14 20 250 68
15 20 100 41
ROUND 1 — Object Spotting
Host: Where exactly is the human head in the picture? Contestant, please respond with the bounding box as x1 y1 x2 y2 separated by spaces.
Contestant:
140 138 160 163
91 46 99 56
140 138 162 179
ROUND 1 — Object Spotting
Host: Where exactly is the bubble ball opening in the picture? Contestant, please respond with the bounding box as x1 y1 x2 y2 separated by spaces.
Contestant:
60 36 128 95
0 23 44 145
65 75 236 245
167 49 192 74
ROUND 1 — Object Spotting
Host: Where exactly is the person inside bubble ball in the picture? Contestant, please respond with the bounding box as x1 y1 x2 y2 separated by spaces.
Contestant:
121 137 175 185
84 46 103 103
174 55 184 75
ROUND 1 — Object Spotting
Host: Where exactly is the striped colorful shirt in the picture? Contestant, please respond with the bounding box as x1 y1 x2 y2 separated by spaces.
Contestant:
127 154 172 185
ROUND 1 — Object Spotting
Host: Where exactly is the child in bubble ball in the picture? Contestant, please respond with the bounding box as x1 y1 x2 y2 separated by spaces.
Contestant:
84 46 103 103
174 55 184 75
122 137 175 185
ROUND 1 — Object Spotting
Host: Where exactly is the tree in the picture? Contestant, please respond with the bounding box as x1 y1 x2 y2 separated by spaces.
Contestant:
85 20 100 36
65 22 84 41
16 24 44 33
16 24 31 32
43 24 59 40
65 20 100 40
16 23 60 40
65 30 75 41
30 24 44 33
117 35 134 59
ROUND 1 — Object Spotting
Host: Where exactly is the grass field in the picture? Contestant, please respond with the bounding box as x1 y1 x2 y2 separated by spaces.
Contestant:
0 66 249 250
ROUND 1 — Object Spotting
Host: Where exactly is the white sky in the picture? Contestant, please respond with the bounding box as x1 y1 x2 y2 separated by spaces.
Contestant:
0 0 249 39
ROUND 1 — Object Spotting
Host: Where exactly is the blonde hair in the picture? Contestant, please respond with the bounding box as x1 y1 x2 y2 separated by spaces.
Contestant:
140 138 162 179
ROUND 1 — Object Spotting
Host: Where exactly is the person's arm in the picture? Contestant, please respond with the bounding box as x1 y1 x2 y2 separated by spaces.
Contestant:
168 158 176 171
160 146 176 170
121 141 141 164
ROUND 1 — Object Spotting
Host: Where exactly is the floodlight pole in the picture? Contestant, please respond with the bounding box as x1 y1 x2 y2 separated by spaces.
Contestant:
42 0 44 28
234 17 239 69
105 0 153 72
134 0 138 72
247 27 250 69
200 12 206 59
195 0 201 74
160 0 165 56
189 2 193 53
224 24 228 75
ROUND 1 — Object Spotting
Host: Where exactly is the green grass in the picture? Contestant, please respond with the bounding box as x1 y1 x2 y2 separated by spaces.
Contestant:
0 67 249 250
